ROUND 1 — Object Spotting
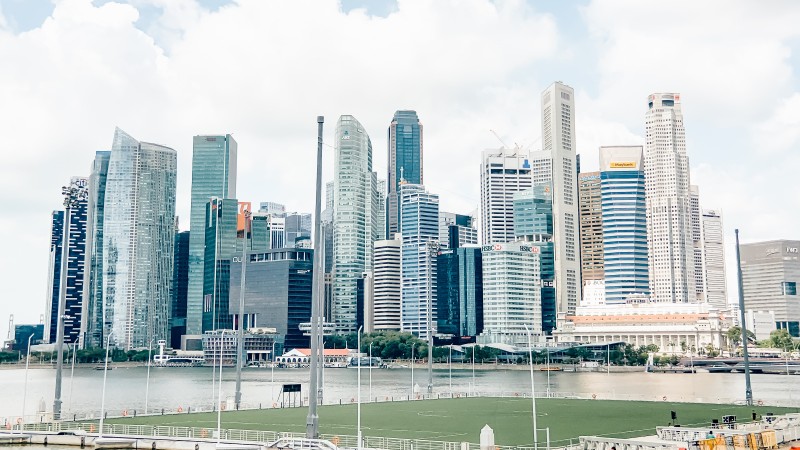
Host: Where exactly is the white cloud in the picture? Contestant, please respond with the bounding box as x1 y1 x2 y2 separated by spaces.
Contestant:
753 92 800 154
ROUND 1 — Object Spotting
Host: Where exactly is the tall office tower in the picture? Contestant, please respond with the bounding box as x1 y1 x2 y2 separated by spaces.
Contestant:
479 148 532 245
333 115 379 334
740 240 800 336
202 197 238 332
689 185 704 302
85 151 110 347
528 149 553 186
187 134 237 336
478 242 542 345
269 216 286 249
322 181 335 274
45 211 64 344
373 237 402 330
599 146 649 304
438 212 478 250
542 81 581 316
699 209 727 308
645 93 694 303
171 230 190 348
386 110 423 238
513 185 556 333
103 128 177 349
45 177 89 345
259 202 286 217
285 212 311 248
437 246 483 340
400 184 440 339
250 212 271 252
579 172 603 283
376 179 387 241
229 248 313 348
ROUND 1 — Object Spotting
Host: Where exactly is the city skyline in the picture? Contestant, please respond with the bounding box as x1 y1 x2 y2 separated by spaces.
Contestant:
3 1 800 339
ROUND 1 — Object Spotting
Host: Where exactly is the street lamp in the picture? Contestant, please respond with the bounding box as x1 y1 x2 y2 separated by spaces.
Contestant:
448 345 452 396
410 342 415 397
426 240 439 395
216 330 226 443
54 180 88 420
368 342 373 403
357 326 363 450
22 334 34 424
524 325 538 450
235 209 251 410
144 338 154 414
98 331 114 438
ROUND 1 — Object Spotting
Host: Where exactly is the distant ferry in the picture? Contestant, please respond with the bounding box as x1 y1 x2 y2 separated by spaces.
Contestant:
348 356 383 368
539 366 562 372
152 340 205 367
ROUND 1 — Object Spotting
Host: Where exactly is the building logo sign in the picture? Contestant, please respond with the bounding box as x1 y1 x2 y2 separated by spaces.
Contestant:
788 247 799 253
610 162 637 169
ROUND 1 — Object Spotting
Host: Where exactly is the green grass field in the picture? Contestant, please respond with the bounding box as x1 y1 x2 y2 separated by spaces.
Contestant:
109 398 799 446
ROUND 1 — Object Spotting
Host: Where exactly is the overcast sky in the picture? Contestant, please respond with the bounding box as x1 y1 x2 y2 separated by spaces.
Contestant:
2 0 799 342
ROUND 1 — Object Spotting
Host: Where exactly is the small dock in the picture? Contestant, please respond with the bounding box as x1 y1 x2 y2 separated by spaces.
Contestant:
0 433 32 444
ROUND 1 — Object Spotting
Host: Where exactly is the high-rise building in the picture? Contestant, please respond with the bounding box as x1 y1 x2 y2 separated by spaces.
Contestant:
690 185 704 302
645 93 694 303
85 151 110 348
259 202 286 217
478 242 542 345
269 216 286 249
285 212 311 248
373 237 401 331
439 212 478 250
400 183 439 339
740 240 800 336
542 81 581 316
513 185 556 334
187 134 237 336
250 212 271 252
45 177 89 346
45 210 64 344
202 197 239 332
437 246 483 340
387 110 423 238
480 148 532 245
333 115 379 334
171 229 190 348
376 179 387 241
699 209 727 307
103 128 177 350
599 146 649 305
322 181 335 274
578 172 603 283
229 248 313 349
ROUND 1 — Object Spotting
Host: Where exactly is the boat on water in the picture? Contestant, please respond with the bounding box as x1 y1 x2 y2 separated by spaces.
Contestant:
540 366 562 372
347 356 384 368
152 340 205 367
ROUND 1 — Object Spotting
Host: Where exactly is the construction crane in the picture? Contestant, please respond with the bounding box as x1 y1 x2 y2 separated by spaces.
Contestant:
489 129 510 149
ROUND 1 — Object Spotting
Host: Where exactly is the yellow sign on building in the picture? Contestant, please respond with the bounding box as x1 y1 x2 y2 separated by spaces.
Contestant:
610 161 637 169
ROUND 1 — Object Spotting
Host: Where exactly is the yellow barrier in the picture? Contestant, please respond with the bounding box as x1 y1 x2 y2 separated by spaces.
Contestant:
759 430 776 449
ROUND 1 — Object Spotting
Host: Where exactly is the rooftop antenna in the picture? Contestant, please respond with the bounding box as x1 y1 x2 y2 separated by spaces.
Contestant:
7 315 13 340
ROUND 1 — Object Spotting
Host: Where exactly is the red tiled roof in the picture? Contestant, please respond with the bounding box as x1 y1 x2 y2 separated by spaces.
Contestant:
293 348 351 356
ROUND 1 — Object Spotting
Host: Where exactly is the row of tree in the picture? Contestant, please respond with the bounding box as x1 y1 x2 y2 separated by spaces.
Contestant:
0 348 154 364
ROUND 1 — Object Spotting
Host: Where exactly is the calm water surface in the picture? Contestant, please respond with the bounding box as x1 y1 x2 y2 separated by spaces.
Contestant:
2 364 799 420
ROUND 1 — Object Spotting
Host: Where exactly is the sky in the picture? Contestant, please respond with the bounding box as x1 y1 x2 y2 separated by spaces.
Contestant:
1 0 800 343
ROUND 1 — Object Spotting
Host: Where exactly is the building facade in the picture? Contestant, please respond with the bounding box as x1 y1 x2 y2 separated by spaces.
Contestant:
599 146 649 305
386 110 423 238
202 197 239 332
578 171 603 283
740 240 800 336
480 148 532 245
171 230 190 348
690 185 704 302
439 211 478 250
373 237 401 330
45 210 64 344
437 246 483 340
700 209 727 308
187 134 237 336
479 242 542 345
85 151 110 348
333 115 379 334
285 212 311 248
400 184 440 339
542 81 582 317
645 93 694 303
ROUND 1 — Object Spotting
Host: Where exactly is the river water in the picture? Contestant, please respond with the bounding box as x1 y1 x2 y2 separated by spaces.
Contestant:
2 364 799 421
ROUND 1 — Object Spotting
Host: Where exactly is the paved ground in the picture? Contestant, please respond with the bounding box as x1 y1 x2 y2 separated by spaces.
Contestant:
108 398 799 446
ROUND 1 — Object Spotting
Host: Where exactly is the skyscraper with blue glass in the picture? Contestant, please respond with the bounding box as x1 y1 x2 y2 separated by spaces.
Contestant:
387 110 423 238
600 146 649 304
202 197 239 331
86 151 111 347
187 135 237 336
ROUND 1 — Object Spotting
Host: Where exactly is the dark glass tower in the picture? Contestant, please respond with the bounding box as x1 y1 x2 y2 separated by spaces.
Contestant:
46 211 64 343
202 197 239 332
386 110 422 237
171 230 190 348
86 151 110 348
436 247 483 341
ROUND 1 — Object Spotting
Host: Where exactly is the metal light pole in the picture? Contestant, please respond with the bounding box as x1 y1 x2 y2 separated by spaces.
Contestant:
68 343 76 413
368 342 373 403
448 345 452 395
426 240 438 395
216 330 226 443
525 325 538 450
410 343 415 397
357 326 363 450
235 209 251 410
98 331 114 438
306 116 325 439
735 229 753 406
471 346 475 396
22 334 33 423
144 339 153 414
54 181 87 420
271 340 276 403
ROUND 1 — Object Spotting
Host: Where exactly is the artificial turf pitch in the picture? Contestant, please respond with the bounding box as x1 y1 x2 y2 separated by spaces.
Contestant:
109 398 799 446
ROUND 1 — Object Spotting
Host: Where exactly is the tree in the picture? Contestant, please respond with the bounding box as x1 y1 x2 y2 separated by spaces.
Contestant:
767 329 795 350
727 326 756 350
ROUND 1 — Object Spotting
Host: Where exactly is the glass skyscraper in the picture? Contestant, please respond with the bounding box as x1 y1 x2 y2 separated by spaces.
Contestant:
600 146 649 304
437 246 483 340
103 128 177 350
333 115 379 334
202 197 239 332
400 183 439 339
171 230 190 348
387 110 422 238
46 210 64 344
86 151 110 348
187 135 237 336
